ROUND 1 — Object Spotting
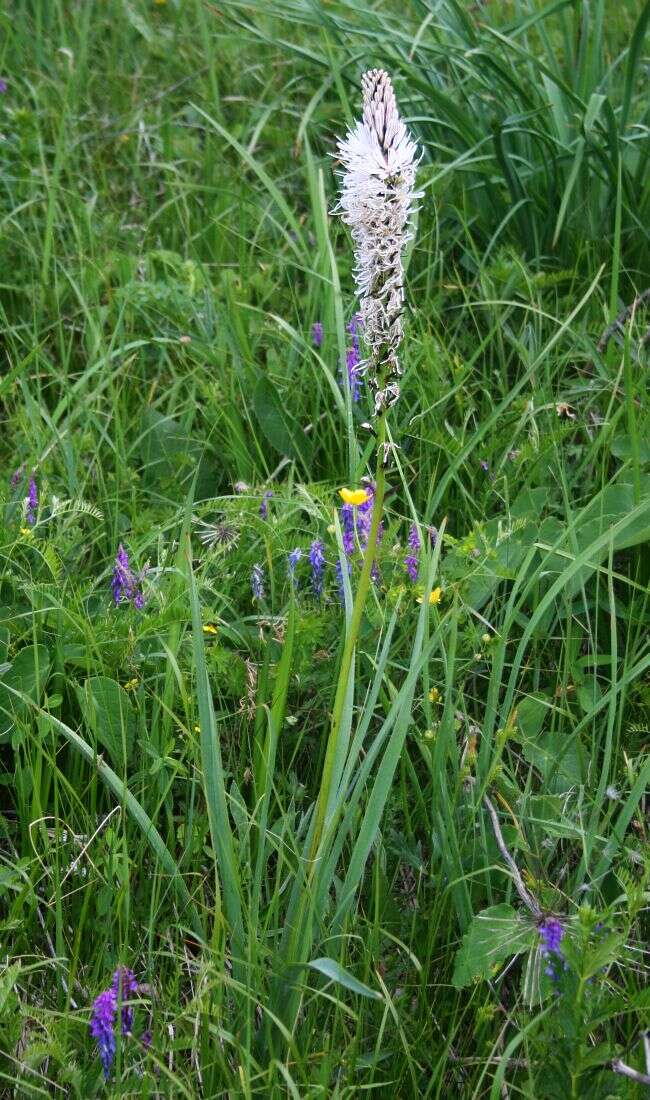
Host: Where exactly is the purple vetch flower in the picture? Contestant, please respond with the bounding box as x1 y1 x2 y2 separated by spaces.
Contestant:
344 343 362 403
10 464 25 489
251 563 265 601
90 967 141 1078
539 917 565 980
0 79 7 94
141 1030 152 1049
339 313 364 402
26 476 38 525
347 313 363 337
260 491 273 520
405 523 420 581
341 503 356 557
111 545 145 610
287 547 302 582
90 988 118 1079
428 525 438 548
339 483 383 564
309 539 325 597
356 483 383 550
312 322 323 347
233 480 249 494
480 460 489 473
404 555 418 582
112 967 139 1035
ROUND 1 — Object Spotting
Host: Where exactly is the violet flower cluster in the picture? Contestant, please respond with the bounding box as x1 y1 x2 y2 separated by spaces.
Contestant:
260 490 273 520
287 547 302 583
337 485 383 601
539 917 565 981
312 321 323 348
89 967 140 1079
112 545 145 610
405 523 420 582
26 477 38 526
341 313 363 403
309 539 325 598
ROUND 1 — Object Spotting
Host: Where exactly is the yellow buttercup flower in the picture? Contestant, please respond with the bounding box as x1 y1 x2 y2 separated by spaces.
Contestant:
202 623 218 635
417 587 442 606
339 487 369 506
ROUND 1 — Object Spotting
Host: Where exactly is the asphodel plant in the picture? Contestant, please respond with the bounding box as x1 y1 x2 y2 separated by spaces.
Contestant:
310 68 421 864
270 70 423 1036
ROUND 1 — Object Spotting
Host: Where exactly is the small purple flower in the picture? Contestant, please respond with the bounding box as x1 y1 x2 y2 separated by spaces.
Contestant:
347 313 363 337
10 464 25 489
312 322 323 348
341 503 356 556
90 988 117 1079
141 1030 152 1049
344 344 362 403
90 967 140 1078
404 555 418 582
405 523 420 582
111 545 145 609
428 525 438 548
357 484 382 549
251 563 265 601
480 460 489 473
309 539 325 598
26 476 38 526
539 917 564 980
260 490 273 520
0 79 7 95
287 547 301 583
112 967 139 1035
233 480 249 494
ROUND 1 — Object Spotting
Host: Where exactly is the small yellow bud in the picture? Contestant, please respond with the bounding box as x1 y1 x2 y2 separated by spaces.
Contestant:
428 687 441 704
481 633 492 645
202 624 218 635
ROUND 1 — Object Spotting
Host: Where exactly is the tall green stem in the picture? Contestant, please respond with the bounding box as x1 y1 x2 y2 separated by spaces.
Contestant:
309 416 387 862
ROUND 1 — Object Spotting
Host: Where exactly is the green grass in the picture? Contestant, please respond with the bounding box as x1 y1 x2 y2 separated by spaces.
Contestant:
1 0 649 1096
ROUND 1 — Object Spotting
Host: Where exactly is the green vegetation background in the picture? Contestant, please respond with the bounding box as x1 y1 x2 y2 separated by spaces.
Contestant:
0 0 648 1096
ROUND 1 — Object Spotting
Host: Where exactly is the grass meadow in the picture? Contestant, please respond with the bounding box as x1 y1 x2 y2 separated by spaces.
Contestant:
1 0 649 1096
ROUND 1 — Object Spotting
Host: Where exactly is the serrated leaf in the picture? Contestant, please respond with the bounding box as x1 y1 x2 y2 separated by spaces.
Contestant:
308 957 382 1000
452 904 535 988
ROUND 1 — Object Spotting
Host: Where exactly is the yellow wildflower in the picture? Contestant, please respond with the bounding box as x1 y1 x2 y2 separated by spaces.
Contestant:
339 487 369 506
203 624 218 635
124 678 139 691
417 586 442 606
428 687 441 704
20 527 32 538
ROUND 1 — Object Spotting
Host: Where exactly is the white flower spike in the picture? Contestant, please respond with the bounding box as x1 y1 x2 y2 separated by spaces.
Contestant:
337 69 420 418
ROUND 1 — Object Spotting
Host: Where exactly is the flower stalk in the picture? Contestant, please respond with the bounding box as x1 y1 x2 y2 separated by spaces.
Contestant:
310 70 419 862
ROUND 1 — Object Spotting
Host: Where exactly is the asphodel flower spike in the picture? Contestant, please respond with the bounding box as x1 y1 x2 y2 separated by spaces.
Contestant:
337 69 420 422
